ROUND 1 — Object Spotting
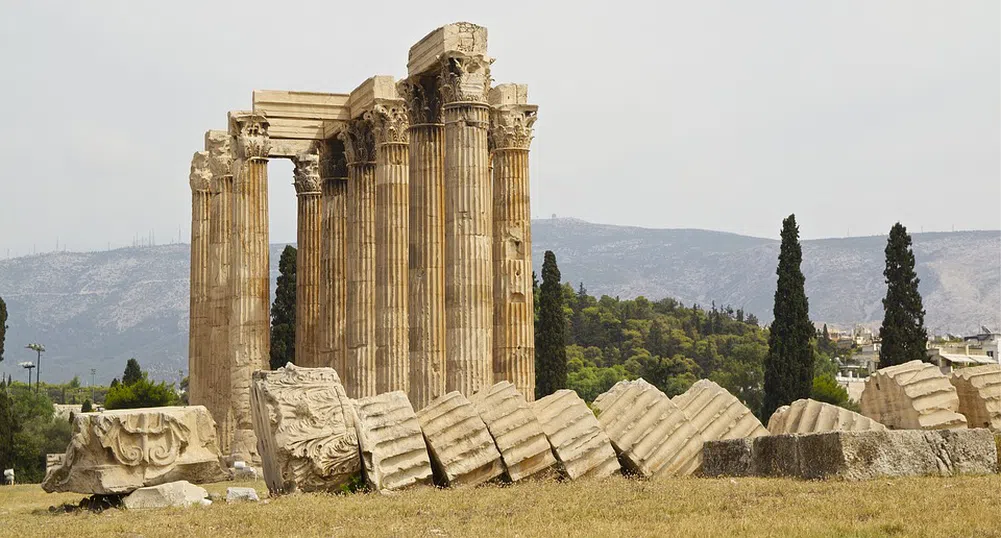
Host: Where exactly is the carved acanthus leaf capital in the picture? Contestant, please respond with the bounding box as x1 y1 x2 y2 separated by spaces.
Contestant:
339 118 375 164
318 139 348 179
189 151 212 192
490 105 538 150
438 52 492 105
370 101 410 145
233 113 271 160
398 77 442 125
293 152 322 194
204 130 233 180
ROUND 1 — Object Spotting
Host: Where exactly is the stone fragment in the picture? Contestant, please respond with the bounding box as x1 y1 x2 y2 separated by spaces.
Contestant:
531 389 620 480
702 429 999 480
415 391 504 487
122 480 208 510
470 382 556 481
226 487 260 503
592 379 704 477
45 453 64 480
672 379 768 472
353 391 433 491
860 360 967 430
42 406 230 495
949 364 1001 430
767 398 887 435
250 364 361 494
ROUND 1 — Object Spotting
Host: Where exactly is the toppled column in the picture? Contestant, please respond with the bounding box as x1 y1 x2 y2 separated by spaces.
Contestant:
42 406 230 495
188 151 212 422
415 391 504 487
489 84 538 401
205 130 234 453
860 360 967 430
293 152 322 368
767 398 887 435
318 140 348 373
250 364 361 494
532 390 620 480
949 364 1001 430
341 118 377 398
353 391 433 491
593 379 703 477
470 381 555 481
372 99 410 394
672 379 769 442
400 77 446 410
229 111 272 463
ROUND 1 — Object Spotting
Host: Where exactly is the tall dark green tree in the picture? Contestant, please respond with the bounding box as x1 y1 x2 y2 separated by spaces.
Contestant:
270 245 297 370
762 215 814 420
878 223 928 367
122 358 142 386
0 295 7 363
536 251 567 399
0 378 15 473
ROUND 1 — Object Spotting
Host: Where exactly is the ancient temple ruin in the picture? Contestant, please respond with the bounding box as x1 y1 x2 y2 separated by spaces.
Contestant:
186 23 538 462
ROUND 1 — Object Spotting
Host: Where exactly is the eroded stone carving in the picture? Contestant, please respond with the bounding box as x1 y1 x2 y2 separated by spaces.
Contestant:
371 102 410 145
189 151 211 192
205 130 233 180
415 391 504 487
340 118 376 164
353 391 433 491
532 389 620 480
232 113 271 160
950 364 1001 430
768 398 887 435
439 53 492 105
250 364 361 494
42 406 230 495
860 360 967 430
399 76 442 125
489 105 537 150
593 379 704 477
470 382 556 481
293 152 322 194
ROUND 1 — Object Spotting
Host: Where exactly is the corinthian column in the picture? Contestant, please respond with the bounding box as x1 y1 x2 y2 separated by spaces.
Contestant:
229 112 270 463
440 52 494 395
318 140 348 375
372 101 410 394
205 129 234 453
340 119 377 398
188 151 212 415
489 84 538 400
293 152 322 368
400 77 446 409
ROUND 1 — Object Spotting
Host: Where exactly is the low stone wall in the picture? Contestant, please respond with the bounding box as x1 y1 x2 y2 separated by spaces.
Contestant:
703 429 999 480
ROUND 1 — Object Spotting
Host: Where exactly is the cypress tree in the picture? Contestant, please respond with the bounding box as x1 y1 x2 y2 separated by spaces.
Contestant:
535 251 567 399
0 378 14 473
878 223 928 367
0 295 7 363
270 245 297 370
763 214 813 420
122 358 142 386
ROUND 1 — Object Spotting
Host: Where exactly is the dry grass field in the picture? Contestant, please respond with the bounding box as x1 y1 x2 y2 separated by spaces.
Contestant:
1 475 999 538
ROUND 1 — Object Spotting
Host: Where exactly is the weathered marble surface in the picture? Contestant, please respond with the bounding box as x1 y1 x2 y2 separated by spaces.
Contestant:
123 480 209 510
672 379 767 473
416 391 504 487
860 360 967 430
470 382 555 481
353 391 433 491
950 364 1001 430
42 406 230 495
768 398 886 435
532 389 619 480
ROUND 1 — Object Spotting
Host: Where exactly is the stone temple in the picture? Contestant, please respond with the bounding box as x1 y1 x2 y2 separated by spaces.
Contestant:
186 22 538 463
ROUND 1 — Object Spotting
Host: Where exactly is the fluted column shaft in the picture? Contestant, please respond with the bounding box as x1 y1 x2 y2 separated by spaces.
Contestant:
443 101 493 395
407 123 446 408
319 177 348 374
188 151 211 416
294 153 322 368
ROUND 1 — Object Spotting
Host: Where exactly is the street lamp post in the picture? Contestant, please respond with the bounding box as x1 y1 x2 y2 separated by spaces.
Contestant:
26 344 45 394
19 362 35 387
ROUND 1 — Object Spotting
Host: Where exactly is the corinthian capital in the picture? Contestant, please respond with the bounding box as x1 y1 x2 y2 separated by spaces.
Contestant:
189 151 212 192
490 105 538 150
339 118 375 164
204 130 233 179
293 152 321 194
231 113 271 160
438 52 492 105
398 76 442 125
370 101 409 145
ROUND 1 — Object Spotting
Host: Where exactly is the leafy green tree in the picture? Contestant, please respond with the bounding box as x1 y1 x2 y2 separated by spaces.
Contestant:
763 215 814 420
878 223 928 367
4 384 72 483
811 374 857 411
270 245 297 370
0 378 16 473
122 358 142 386
535 251 567 399
80 399 93 413
0 295 7 363
104 377 179 410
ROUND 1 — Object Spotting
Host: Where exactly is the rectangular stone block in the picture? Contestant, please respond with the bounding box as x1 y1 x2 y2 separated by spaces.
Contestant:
348 76 399 119
532 390 620 480
353 391 433 492
416 391 504 487
408 22 488 76
700 437 754 478
470 382 556 481
488 84 528 106
42 406 230 495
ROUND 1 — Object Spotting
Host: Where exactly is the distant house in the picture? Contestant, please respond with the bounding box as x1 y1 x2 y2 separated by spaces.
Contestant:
927 344 996 374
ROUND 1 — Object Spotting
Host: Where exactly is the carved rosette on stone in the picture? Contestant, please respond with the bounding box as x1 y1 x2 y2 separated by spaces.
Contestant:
42 406 230 495
250 364 361 494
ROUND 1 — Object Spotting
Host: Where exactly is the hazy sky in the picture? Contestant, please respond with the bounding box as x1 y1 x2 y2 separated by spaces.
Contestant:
0 1 997 256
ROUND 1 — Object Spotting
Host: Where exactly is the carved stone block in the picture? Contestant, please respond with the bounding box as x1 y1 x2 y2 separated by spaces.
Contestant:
532 389 620 480
408 22 488 76
593 379 704 477
768 398 887 435
950 364 1001 430
42 406 230 495
353 391 433 491
250 364 361 494
673 379 768 445
860 360 967 430
415 391 504 487
470 382 556 481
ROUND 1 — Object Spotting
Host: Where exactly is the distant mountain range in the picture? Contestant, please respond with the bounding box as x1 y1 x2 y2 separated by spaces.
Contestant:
0 218 996 384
